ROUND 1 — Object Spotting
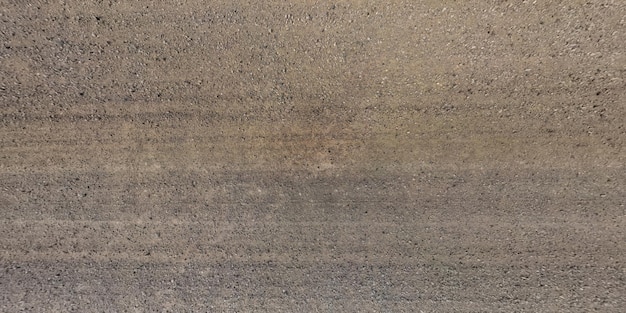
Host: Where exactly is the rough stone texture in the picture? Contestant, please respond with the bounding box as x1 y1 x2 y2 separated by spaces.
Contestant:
1 1 624 312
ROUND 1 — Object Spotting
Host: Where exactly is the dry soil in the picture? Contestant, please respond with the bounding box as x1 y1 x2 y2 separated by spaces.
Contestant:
1 1 625 312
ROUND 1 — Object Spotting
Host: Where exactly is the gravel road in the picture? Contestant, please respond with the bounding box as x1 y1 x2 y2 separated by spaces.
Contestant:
1 1 625 312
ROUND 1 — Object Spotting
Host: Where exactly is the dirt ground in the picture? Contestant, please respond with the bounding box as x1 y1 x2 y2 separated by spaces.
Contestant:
1 1 625 312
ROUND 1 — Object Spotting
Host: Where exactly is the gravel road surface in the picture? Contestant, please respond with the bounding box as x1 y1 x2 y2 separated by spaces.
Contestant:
1 1 625 312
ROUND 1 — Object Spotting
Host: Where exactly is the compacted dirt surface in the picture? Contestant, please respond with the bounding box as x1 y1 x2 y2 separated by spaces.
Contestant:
1 1 625 312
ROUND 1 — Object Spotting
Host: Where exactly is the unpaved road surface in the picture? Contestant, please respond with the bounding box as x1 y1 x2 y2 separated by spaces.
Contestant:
1 1 625 312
